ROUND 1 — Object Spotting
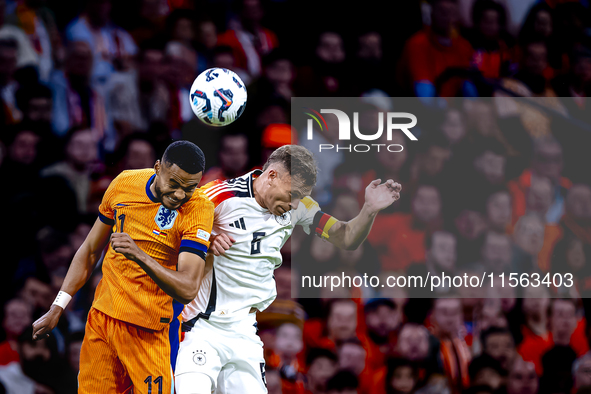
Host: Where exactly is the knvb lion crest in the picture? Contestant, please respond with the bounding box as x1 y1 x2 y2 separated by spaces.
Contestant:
155 206 178 230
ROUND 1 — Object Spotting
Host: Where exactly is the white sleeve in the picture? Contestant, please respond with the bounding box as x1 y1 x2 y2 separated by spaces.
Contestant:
293 197 321 235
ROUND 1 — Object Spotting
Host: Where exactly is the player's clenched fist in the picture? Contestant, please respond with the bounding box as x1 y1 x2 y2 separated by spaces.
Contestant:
111 233 146 262
209 233 235 256
32 305 63 341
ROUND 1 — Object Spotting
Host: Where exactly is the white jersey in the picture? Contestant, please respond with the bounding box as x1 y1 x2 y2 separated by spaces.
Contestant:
182 170 321 323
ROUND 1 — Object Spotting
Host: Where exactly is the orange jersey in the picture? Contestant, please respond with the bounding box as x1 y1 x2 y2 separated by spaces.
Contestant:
95 169 214 330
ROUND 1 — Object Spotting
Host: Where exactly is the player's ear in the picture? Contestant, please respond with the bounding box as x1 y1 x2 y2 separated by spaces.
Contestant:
154 160 161 175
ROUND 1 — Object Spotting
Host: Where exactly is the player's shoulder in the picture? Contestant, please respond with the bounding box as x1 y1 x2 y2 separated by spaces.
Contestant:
300 196 319 211
200 171 258 207
184 188 215 211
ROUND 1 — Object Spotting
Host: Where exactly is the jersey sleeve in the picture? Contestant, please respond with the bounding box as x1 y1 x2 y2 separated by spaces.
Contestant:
98 175 120 226
294 197 339 240
179 197 215 259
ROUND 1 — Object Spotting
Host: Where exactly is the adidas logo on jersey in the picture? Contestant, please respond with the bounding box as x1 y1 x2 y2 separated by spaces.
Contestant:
229 217 247 230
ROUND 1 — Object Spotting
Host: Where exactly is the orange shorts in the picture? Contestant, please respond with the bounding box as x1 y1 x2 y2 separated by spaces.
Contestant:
78 308 174 394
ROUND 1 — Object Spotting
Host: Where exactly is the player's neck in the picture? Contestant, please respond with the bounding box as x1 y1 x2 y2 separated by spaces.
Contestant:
149 177 161 203
252 176 267 210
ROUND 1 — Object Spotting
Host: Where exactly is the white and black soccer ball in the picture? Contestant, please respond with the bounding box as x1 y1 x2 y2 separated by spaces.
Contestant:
189 68 247 127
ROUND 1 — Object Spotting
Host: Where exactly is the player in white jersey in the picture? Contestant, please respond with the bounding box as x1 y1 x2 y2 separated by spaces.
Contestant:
175 145 401 394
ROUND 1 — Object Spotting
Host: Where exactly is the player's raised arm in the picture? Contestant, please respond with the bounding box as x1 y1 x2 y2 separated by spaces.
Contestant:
324 179 402 250
33 217 112 340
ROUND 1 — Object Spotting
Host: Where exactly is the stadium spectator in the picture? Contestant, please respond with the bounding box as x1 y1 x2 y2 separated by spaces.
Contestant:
508 137 571 225
41 127 99 213
14 83 52 130
481 326 516 372
368 183 443 271
0 38 19 124
62 331 84 393
0 0 38 72
128 0 168 47
440 107 467 145
432 298 471 391
398 0 474 97
550 232 591 296
194 19 217 72
518 2 567 76
217 0 278 80
506 356 538 394
510 213 545 273
384 357 418 394
348 31 390 95
364 299 399 370
65 0 137 92
467 0 514 81
5 0 61 82
200 133 249 185
467 354 504 391
552 44 591 118
17 276 53 317
409 131 452 185
0 299 32 365
326 369 359 394
116 132 157 172
480 232 512 273
266 367 283 394
295 30 348 97
304 348 339 394
519 298 589 376
560 184 591 245
396 323 431 362
50 41 107 142
273 323 305 389
485 189 512 233
250 49 294 106
0 327 63 394
573 352 591 392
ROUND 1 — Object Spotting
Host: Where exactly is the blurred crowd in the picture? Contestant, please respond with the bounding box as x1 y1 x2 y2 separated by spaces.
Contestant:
1 0 591 393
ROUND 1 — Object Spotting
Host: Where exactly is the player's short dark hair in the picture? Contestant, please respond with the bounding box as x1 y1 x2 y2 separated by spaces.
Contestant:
263 145 317 189
468 354 505 380
306 348 338 367
326 370 359 391
162 140 205 174
480 326 514 349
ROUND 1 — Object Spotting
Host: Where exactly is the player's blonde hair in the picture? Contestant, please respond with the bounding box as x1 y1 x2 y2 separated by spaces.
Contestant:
263 145 318 188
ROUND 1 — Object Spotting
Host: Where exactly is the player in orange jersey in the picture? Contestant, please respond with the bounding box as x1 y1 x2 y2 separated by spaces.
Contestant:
32 141 214 394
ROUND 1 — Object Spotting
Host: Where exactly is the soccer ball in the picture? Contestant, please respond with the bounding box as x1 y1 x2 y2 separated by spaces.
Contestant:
189 68 248 127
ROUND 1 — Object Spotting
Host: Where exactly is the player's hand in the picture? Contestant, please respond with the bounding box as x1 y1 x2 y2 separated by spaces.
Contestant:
364 179 402 214
210 233 235 256
110 233 146 263
32 305 63 341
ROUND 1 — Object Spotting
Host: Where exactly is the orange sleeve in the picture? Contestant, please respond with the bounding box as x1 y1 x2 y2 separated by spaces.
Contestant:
98 174 121 226
179 195 214 257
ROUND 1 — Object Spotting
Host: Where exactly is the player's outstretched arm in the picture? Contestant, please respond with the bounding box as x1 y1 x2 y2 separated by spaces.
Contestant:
110 233 205 304
326 179 401 250
33 218 112 340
